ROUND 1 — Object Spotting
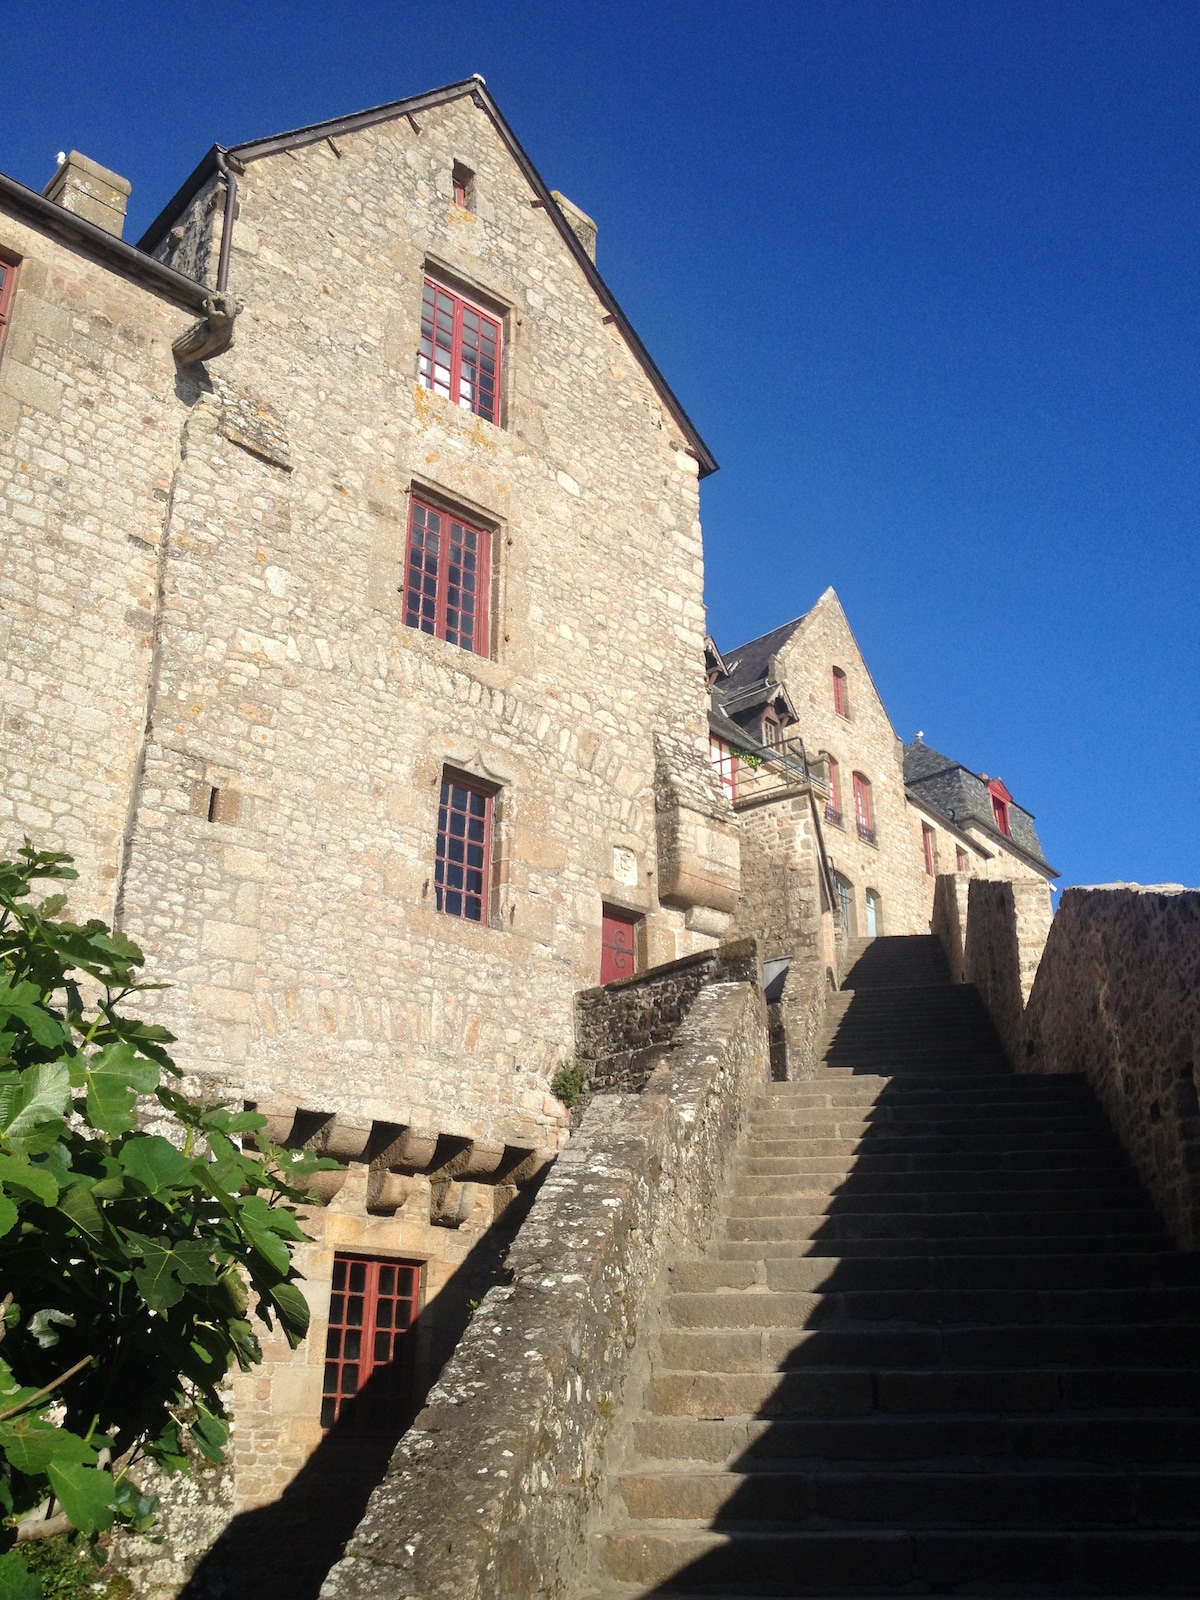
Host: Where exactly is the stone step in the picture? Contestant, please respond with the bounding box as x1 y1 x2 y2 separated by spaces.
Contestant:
714 1231 1171 1259
671 1252 1197 1294
645 1365 1200 1417
746 1132 1121 1160
726 1185 1156 1216
598 1527 1200 1593
659 1322 1200 1372
632 1412 1200 1466
736 1164 1136 1192
763 1077 1087 1102
746 1114 1109 1138
663 1286 1200 1330
617 1465 1200 1525
722 1207 1160 1241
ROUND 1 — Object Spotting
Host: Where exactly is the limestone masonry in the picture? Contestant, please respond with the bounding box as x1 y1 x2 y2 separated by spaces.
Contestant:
0 77 1061 1596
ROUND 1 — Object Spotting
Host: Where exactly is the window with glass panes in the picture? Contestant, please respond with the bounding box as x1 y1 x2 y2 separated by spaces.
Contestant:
419 278 501 422
0 257 16 357
708 735 738 802
435 776 493 922
404 498 490 656
322 1255 421 1433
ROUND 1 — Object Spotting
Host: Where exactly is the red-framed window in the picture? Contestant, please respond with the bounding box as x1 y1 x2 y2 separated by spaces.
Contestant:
322 1254 421 1433
825 755 842 826
419 277 501 423
987 779 1013 837
601 905 640 985
709 735 738 803
852 773 874 843
832 667 849 718
922 823 937 876
452 163 473 209
435 776 493 922
0 257 17 358
956 846 969 873
404 497 491 657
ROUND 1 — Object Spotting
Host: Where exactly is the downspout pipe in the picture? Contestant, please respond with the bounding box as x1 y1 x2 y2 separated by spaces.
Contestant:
215 148 238 293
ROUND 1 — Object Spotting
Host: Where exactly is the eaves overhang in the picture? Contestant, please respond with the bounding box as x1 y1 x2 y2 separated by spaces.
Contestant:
137 78 718 477
0 169 211 314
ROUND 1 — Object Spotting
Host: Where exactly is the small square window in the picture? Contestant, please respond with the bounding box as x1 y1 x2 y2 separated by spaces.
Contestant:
435 775 494 922
419 277 501 423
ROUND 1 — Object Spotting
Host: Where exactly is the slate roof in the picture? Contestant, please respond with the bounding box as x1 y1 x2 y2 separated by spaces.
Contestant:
719 616 807 704
903 741 1057 876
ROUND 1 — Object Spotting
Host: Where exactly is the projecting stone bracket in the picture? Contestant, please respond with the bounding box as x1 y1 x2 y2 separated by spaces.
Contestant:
653 732 741 932
172 291 241 366
247 1101 553 1226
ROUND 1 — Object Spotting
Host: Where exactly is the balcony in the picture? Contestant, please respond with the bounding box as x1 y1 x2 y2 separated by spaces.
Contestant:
856 821 876 845
824 804 843 828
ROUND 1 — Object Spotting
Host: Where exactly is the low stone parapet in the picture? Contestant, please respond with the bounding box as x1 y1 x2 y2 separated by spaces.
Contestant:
320 976 769 1600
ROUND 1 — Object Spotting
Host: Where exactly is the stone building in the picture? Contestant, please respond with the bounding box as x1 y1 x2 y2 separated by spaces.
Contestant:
707 586 1055 956
0 77 740 1584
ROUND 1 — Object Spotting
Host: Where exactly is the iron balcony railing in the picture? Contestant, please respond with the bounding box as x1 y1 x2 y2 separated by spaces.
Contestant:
856 820 876 845
824 804 843 828
724 733 831 804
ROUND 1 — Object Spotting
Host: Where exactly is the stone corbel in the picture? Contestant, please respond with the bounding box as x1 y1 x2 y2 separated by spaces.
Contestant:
654 733 741 927
173 291 242 366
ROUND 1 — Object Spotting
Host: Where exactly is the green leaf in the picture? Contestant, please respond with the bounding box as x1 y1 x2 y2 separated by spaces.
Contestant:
0 1416 96 1476
58 1180 104 1239
0 1550 43 1600
69 1042 158 1135
0 1062 70 1150
45 1460 118 1535
28 1309 75 1349
117 1136 193 1194
0 1153 58 1206
0 1194 17 1239
0 982 67 1050
266 1280 310 1344
131 1243 185 1314
236 1196 299 1275
188 1413 229 1466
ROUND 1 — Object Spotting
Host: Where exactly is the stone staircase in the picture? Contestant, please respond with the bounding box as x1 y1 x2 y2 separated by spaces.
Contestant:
581 934 1200 1596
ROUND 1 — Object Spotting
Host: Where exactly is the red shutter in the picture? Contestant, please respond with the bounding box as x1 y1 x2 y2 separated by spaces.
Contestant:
601 907 639 985
0 258 16 356
923 824 936 876
322 1255 421 1433
832 668 847 716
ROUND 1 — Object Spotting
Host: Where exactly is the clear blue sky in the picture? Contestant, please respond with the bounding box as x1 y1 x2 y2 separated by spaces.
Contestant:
4 0 1198 890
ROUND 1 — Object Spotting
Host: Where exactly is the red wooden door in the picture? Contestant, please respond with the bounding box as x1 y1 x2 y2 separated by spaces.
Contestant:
601 907 639 985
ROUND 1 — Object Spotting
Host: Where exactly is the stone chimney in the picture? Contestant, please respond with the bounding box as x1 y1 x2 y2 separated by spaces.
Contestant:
43 151 131 239
551 191 597 262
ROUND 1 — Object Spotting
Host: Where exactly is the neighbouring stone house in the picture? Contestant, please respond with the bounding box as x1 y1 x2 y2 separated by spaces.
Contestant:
706 587 1056 985
0 77 740 1589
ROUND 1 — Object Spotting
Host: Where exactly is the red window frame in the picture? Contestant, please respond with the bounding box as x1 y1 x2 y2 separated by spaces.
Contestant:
404 497 491 657
922 823 937 876
601 905 640 985
322 1254 421 1434
852 772 873 840
419 277 501 423
956 846 969 873
0 256 17 358
991 794 1011 835
709 735 738 802
832 667 849 717
453 176 468 208
825 755 841 825
436 775 493 923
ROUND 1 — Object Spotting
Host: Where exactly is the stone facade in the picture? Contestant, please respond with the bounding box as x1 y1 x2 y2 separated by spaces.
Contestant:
0 78 739 1586
935 875 1200 1251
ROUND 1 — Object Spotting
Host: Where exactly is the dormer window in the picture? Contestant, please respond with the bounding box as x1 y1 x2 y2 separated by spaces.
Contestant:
763 714 783 749
832 667 849 718
419 277 501 423
985 777 1013 837
452 163 475 209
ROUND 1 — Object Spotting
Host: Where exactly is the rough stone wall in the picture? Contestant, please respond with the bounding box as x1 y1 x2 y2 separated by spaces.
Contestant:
115 93 719 1153
1021 886 1200 1249
319 977 769 1600
575 938 758 1093
729 788 831 1077
959 877 1054 1065
773 590 929 937
931 871 971 984
0 212 192 918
